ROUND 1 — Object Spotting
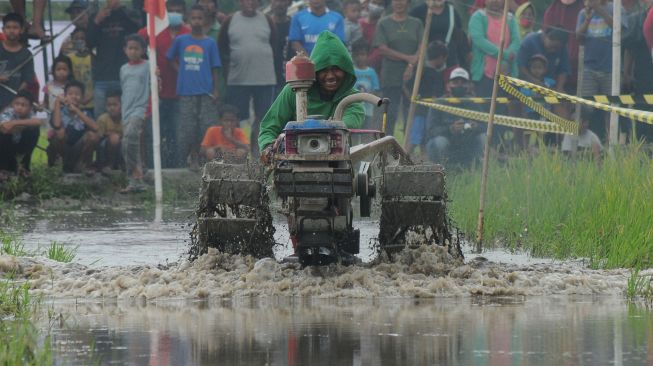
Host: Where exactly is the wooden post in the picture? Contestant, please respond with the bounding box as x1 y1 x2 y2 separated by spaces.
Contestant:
403 0 434 150
475 0 510 253
572 45 585 159
608 0 621 151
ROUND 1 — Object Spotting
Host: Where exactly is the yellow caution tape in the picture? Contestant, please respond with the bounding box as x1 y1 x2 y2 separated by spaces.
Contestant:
413 99 576 135
423 94 645 106
501 75 653 125
497 76 578 134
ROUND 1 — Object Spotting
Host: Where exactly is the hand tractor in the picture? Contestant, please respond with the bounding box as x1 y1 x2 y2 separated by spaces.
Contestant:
194 54 461 266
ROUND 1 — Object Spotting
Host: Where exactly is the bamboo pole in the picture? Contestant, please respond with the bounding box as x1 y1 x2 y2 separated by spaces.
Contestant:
403 0 434 150
475 0 510 253
608 0 621 151
571 45 585 159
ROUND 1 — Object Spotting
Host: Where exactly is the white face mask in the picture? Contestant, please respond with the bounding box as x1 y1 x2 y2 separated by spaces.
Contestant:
368 3 385 17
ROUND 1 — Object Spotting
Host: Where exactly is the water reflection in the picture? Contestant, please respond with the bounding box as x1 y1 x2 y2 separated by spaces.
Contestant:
47 297 653 365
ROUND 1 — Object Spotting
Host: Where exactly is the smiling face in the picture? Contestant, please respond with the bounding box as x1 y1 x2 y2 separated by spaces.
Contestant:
317 66 346 97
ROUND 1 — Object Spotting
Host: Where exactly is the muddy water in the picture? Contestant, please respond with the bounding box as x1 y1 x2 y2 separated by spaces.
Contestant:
45 297 653 365
6 204 652 364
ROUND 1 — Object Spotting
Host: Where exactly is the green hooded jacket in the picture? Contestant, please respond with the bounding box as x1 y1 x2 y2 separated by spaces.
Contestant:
258 31 365 151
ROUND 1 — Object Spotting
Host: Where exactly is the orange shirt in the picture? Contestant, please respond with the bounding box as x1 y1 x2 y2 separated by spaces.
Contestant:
201 126 248 151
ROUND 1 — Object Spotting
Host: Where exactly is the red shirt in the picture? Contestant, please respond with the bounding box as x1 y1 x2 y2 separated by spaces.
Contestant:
138 25 191 99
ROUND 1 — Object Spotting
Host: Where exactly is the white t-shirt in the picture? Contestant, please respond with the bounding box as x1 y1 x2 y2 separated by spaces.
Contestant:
561 129 603 151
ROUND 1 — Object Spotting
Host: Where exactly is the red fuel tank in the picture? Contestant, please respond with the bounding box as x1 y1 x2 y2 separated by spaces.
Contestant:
285 53 315 83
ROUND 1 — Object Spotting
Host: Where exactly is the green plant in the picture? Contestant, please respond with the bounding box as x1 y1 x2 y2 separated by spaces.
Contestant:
0 280 53 365
1 230 29 257
626 268 653 302
448 144 653 269
45 241 78 263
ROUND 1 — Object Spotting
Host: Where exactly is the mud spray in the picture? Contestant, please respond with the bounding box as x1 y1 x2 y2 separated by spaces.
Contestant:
0 244 631 301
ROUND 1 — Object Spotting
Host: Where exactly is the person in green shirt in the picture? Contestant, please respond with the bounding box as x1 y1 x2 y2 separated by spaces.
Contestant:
258 31 365 157
373 0 424 136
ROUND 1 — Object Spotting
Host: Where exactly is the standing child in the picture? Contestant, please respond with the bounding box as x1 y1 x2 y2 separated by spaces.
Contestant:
68 28 94 115
166 5 222 171
0 91 43 180
352 40 380 128
48 80 99 173
200 104 249 163
343 0 363 47
43 55 72 111
119 34 150 193
95 89 123 174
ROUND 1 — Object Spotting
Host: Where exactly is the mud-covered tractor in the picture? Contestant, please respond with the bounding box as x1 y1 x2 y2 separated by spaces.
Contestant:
195 54 461 266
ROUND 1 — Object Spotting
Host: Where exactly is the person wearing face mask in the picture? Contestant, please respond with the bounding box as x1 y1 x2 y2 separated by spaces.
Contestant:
409 0 470 69
514 1 536 38
425 67 486 167
137 0 190 168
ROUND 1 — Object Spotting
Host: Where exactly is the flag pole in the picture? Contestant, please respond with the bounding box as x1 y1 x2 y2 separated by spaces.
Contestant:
475 0 510 253
147 12 163 203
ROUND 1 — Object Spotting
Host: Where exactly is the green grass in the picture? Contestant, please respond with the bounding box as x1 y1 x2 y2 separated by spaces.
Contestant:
1 227 30 257
627 269 653 303
45 241 77 263
0 280 53 365
448 144 653 269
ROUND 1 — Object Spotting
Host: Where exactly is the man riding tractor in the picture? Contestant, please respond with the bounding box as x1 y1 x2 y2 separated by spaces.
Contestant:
259 31 365 160
258 31 367 261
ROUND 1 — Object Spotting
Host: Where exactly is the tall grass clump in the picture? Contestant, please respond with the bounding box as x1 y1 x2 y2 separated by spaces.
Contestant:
626 269 653 304
45 241 78 263
448 144 653 269
1 228 29 257
0 280 52 365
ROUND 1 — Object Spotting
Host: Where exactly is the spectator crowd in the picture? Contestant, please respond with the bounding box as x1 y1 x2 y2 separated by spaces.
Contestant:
1 0 652 187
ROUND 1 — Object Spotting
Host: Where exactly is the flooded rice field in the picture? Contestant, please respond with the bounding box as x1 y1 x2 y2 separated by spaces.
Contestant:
44 297 653 365
3 203 652 364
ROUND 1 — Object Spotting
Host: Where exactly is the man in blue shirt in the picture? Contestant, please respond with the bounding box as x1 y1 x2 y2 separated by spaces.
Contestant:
167 4 222 169
288 0 346 55
517 28 570 92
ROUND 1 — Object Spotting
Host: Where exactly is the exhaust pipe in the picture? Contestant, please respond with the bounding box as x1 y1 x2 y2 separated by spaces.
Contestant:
333 93 389 122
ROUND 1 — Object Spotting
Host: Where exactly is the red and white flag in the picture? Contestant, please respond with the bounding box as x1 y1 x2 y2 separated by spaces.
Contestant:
144 0 169 38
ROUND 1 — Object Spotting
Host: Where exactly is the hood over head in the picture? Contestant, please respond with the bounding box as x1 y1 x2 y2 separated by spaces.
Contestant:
309 31 357 101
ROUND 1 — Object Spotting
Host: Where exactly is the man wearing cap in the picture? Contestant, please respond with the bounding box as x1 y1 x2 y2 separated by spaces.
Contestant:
517 28 570 92
426 67 486 166
59 0 90 57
